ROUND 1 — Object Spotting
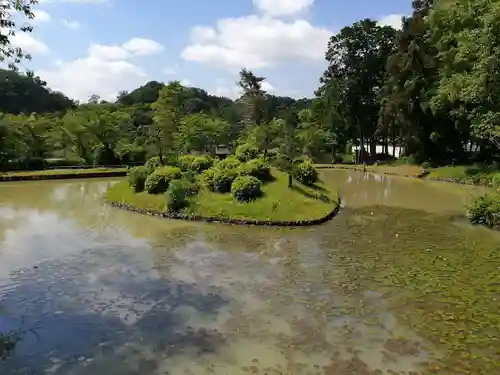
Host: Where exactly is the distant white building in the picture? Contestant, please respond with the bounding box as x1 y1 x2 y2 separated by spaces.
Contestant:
351 144 404 158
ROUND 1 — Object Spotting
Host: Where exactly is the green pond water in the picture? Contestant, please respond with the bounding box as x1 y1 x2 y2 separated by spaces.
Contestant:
0 170 498 375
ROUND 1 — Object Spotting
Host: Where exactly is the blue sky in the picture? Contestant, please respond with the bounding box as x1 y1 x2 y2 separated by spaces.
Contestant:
12 0 411 102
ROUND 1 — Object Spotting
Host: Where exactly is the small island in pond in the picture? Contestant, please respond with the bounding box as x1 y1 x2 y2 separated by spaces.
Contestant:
107 147 338 225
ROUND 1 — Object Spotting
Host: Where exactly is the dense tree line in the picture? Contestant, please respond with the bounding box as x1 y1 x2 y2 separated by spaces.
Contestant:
0 0 499 172
316 0 500 165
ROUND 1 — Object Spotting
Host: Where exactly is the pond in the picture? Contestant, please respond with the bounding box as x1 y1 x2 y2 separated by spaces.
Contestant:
0 170 498 375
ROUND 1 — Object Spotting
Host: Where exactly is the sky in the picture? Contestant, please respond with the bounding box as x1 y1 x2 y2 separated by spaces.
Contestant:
8 0 411 102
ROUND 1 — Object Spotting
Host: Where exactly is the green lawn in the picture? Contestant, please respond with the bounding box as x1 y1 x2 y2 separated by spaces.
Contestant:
107 169 337 222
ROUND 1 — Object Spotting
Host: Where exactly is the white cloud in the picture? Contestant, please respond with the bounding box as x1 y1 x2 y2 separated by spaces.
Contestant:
33 10 51 23
253 0 314 17
190 26 217 44
39 57 146 102
182 15 331 70
11 33 50 55
62 19 82 29
37 37 163 102
122 37 164 56
88 44 130 60
378 14 405 30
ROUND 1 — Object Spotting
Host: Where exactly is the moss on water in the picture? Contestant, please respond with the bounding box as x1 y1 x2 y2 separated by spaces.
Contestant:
317 206 500 374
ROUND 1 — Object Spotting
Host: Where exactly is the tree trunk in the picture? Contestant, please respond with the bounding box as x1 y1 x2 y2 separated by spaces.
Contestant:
288 173 293 188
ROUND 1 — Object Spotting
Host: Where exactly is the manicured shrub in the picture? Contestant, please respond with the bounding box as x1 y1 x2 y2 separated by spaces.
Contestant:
144 166 182 194
216 156 241 170
145 156 163 174
490 172 500 188
203 167 238 193
191 156 213 173
45 158 84 168
231 176 262 202
165 179 194 211
238 157 272 181
467 193 500 229
128 166 149 192
178 155 196 171
294 158 319 186
235 143 259 162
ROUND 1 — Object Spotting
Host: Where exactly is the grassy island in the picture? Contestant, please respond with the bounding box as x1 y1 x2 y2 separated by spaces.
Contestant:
107 153 337 224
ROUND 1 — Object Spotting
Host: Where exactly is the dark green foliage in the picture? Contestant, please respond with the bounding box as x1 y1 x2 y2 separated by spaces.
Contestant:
294 158 319 185
203 168 238 193
45 158 84 168
0 70 75 114
165 179 197 211
467 194 500 229
128 166 149 192
238 157 272 181
235 143 259 162
231 175 262 202
145 156 163 174
144 166 182 194
4 157 46 171
178 155 212 173
215 156 241 170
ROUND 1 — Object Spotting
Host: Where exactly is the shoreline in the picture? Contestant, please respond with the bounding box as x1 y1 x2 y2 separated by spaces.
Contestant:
108 199 341 227
0 169 128 182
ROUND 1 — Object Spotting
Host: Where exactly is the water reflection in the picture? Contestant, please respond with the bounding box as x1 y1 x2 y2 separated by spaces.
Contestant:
0 173 498 375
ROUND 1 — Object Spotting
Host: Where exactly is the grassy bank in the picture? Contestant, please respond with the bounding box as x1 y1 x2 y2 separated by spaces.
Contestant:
107 168 336 223
317 163 423 178
0 167 128 181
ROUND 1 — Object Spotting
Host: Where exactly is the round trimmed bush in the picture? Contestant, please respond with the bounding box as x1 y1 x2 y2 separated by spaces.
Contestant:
128 166 149 192
239 157 272 181
165 179 195 211
235 143 259 162
191 156 213 173
231 176 262 202
216 156 241 170
467 193 500 229
203 168 238 193
144 166 182 194
178 155 196 171
294 158 319 186
145 156 163 174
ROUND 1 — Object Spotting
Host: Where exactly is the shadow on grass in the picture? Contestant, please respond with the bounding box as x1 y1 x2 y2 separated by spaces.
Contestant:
290 184 332 203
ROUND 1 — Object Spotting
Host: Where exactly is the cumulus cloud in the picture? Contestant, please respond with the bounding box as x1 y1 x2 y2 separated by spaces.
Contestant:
378 14 405 30
181 15 331 70
11 33 50 55
253 0 314 17
38 37 164 102
33 10 51 23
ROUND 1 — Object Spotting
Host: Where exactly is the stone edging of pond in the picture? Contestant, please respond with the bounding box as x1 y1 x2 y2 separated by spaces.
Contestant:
108 200 341 227
0 170 128 182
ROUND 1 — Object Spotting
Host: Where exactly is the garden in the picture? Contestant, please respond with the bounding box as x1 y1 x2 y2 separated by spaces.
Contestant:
107 144 337 224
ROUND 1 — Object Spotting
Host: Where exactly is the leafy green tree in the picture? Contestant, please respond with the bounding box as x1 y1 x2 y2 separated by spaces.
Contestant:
0 0 38 69
318 19 397 162
176 113 229 154
150 81 185 162
237 69 266 127
428 0 500 152
276 114 301 187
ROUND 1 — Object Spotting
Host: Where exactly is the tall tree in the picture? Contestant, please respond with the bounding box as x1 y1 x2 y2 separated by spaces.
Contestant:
318 19 397 162
237 69 267 127
428 0 500 152
150 81 184 162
